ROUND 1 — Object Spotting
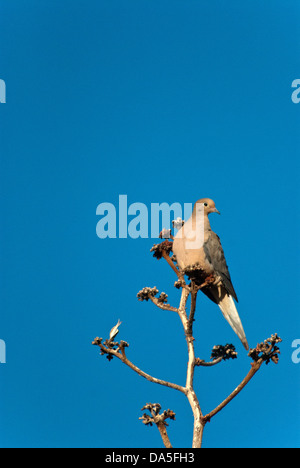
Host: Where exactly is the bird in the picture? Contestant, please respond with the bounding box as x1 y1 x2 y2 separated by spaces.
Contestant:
173 198 249 350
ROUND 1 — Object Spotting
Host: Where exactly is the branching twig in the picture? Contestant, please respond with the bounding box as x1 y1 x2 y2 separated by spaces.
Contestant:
137 287 178 313
139 403 175 448
150 240 188 288
195 344 237 366
177 287 205 448
148 296 178 313
201 334 282 424
92 232 283 449
92 337 186 395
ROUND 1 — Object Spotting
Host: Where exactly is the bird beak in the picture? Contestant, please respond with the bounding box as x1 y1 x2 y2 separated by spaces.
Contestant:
213 208 221 215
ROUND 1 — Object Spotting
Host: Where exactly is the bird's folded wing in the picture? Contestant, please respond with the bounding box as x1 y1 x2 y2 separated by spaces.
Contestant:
203 232 238 302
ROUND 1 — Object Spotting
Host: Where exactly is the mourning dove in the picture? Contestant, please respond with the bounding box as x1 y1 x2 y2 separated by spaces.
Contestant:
173 198 249 350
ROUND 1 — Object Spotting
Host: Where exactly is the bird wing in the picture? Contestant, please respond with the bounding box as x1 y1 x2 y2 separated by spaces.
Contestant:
203 232 238 302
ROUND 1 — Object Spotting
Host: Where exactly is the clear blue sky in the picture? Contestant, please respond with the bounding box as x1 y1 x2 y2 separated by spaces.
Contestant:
0 0 299 448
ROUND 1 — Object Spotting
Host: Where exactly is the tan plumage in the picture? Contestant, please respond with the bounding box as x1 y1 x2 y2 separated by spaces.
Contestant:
173 198 249 350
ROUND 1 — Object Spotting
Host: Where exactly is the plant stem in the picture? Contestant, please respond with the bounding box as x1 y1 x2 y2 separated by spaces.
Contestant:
176 286 205 448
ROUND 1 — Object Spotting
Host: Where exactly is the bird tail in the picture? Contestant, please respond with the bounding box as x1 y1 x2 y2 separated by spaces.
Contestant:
217 293 249 350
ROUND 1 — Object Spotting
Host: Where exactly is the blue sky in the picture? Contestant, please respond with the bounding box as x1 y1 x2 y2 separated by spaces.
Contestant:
0 0 299 448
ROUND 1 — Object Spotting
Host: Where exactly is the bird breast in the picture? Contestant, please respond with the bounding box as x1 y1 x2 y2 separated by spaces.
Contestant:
173 219 214 274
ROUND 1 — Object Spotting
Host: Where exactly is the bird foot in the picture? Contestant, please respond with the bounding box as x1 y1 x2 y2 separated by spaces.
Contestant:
196 275 216 291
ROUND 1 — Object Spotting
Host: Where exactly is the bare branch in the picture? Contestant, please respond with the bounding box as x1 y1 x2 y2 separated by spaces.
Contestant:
148 295 178 313
187 280 197 336
150 240 188 288
162 250 186 283
195 357 223 367
137 287 178 313
92 232 283 449
92 337 186 395
195 345 237 367
201 334 282 424
175 286 205 448
202 359 263 424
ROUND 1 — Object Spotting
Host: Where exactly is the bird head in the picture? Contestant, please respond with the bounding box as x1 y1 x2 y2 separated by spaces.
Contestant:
193 198 220 216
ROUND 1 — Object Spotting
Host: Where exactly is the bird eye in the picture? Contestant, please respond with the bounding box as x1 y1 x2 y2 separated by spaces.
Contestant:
204 203 208 207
